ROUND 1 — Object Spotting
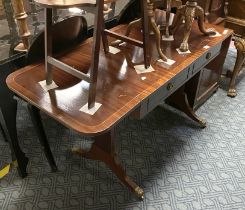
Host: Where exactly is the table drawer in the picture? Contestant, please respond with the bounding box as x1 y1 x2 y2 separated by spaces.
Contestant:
191 42 222 75
147 67 189 113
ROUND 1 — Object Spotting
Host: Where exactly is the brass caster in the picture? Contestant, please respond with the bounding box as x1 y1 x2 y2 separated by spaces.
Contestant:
134 186 144 200
199 118 207 129
227 89 237 98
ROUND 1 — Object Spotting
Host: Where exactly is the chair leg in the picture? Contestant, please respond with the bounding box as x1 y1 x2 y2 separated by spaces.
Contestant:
27 104 57 172
44 8 53 85
88 0 104 109
102 21 109 54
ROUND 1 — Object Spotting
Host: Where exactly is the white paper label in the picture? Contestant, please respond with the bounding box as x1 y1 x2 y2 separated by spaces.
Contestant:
134 65 155 74
79 102 102 115
39 80 58 91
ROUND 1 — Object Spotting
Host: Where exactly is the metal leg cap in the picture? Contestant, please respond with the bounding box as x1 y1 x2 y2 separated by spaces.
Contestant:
134 186 144 200
199 118 207 128
227 89 237 98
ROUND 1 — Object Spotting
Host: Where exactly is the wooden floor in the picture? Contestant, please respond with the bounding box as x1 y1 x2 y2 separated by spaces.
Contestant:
7 23 231 136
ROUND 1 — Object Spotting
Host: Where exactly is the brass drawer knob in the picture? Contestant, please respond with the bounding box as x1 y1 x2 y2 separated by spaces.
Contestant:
206 52 212 60
167 83 174 91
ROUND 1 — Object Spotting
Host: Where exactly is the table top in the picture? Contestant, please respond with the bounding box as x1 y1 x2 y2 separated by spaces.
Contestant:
7 23 232 136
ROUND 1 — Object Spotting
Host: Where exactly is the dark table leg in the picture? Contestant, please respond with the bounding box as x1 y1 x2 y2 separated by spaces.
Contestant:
0 101 29 178
0 59 28 178
27 104 57 172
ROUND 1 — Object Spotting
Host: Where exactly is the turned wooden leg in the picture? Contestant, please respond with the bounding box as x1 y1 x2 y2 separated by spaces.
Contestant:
166 86 206 128
141 0 151 69
72 130 144 200
228 37 245 97
165 0 171 38
27 104 57 172
111 18 142 46
11 0 31 52
88 0 104 109
179 4 195 52
175 1 216 52
149 15 168 61
196 6 216 36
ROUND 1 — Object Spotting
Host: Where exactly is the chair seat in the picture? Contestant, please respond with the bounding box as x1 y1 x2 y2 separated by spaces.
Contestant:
35 0 116 8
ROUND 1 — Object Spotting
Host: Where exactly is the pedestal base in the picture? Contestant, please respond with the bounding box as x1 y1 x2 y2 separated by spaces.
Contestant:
171 0 216 52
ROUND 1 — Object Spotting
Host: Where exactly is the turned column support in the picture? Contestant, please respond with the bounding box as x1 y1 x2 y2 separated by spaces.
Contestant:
11 0 31 52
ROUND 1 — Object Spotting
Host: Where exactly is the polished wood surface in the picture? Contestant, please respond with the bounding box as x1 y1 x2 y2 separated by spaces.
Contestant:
7 23 232 136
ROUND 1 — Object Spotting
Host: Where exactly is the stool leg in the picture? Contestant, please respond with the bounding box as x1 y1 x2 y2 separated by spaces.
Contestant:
27 104 57 172
165 0 171 38
44 8 53 85
102 20 109 54
88 0 104 109
141 0 150 69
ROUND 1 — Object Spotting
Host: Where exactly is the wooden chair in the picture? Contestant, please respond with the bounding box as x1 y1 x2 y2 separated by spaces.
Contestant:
34 0 150 110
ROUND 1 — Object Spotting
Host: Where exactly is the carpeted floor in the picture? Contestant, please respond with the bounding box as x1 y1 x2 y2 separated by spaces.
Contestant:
1 46 245 210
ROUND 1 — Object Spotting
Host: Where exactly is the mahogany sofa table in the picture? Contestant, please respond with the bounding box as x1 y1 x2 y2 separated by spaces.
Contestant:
7 23 232 198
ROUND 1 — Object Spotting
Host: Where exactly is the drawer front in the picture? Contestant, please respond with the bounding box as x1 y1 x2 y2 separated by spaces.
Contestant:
147 67 190 113
191 42 222 75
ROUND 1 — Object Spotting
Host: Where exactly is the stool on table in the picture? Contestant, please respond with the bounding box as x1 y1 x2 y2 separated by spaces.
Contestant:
35 0 151 109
